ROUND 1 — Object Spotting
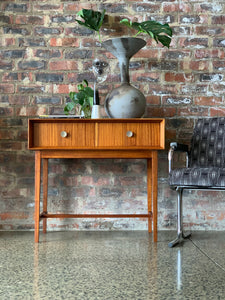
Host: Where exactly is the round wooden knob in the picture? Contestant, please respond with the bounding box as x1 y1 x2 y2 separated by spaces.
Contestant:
126 131 134 138
60 131 68 138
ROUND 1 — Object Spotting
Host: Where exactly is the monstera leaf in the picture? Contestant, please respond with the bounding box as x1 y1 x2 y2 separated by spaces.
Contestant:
76 9 105 42
120 19 173 48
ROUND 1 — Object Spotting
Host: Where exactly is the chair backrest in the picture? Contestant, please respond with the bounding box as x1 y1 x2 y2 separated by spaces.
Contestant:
190 117 225 167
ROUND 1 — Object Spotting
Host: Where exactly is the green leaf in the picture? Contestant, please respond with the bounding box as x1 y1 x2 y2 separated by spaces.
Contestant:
83 79 88 87
64 102 75 114
76 91 85 105
77 83 84 91
69 92 76 101
83 86 94 97
120 19 173 48
76 9 105 33
88 96 93 107
120 19 130 27
157 35 172 49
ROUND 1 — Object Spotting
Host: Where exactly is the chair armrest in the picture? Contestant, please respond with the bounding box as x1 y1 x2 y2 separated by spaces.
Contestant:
170 142 189 152
168 142 189 173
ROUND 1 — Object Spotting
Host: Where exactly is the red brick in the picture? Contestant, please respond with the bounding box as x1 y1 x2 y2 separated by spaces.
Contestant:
213 61 225 70
212 84 225 93
146 83 178 95
132 72 160 83
49 164 64 175
146 107 176 118
194 3 223 13
49 61 78 71
74 187 88 198
64 3 97 12
177 106 208 116
16 85 48 94
178 37 208 48
161 49 191 60
195 26 224 36
33 4 63 12
15 15 45 25
32 49 63 59
194 96 223 106
0 141 22 151
0 213 28 220
0 84 14 93
163 3 192 13
165 72 193 82
0 15 13 24
0 38 15 47
146 95 160 105
212 15 225 24
0 129 14 140
49 38 79 47
53 84 76 94
81 38 101 48
195 49 225 59
2 72 32 82
118 176 145 186
0 61 13 70
180 61 209 71
179 14 208 24
89 187 96 197
15 106 47 116
210 107 225 116
81 176 95 186
95 177 111 186
67 73 79 82
129 163 146 174
165 129 177 140
2 3 29 12
135 49 159 59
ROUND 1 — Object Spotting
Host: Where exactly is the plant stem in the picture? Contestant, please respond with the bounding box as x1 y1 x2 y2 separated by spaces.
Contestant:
98 31 101 43
133 31 141 38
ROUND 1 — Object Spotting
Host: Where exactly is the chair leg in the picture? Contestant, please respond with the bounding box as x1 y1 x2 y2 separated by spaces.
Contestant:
168 188 191 248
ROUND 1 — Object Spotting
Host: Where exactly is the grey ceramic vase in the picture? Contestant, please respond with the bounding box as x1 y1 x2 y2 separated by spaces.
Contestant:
102 37 147 118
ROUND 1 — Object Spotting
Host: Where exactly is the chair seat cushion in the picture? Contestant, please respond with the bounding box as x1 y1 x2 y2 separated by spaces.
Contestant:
169 167 225 187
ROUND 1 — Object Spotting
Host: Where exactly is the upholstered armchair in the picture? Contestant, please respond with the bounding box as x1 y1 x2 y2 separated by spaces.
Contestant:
168 117 225 247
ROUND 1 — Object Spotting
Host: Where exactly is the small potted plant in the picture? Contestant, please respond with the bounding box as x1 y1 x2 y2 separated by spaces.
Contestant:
64 80 94 118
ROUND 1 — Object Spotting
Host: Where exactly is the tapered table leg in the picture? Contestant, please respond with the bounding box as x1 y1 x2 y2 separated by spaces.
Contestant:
35 151 41 243
152 151 158 243
147 158 152 233
42 158 48 234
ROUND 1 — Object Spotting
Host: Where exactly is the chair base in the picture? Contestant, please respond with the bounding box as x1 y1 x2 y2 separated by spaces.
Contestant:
168 231 192 248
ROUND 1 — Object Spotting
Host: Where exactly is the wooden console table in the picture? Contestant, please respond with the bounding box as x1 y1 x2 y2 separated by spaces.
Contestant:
28 118 165 243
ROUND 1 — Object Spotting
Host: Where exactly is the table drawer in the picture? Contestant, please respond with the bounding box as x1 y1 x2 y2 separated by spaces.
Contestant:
28 119 165 150
97 122 163 148
30 122 95 148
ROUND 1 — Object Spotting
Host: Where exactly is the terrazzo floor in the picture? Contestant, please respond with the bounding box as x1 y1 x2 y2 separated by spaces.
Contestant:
0 231 225 300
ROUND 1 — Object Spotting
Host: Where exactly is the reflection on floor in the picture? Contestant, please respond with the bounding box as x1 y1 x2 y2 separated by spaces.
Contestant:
0 231 225 299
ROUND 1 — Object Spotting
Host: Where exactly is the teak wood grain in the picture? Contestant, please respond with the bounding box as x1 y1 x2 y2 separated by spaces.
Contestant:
28 118 165 243
28 118 165 150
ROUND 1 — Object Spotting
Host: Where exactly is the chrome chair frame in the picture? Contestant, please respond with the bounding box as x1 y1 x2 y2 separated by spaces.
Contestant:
168 142 191 247
168 141 225 247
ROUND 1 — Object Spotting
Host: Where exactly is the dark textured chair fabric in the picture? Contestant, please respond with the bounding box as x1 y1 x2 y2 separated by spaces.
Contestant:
169 117 225 187
168 117 225 247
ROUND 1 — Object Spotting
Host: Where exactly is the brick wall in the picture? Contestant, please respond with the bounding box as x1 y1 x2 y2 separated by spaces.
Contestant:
1 0 225 231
